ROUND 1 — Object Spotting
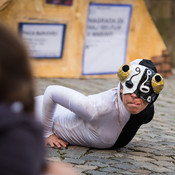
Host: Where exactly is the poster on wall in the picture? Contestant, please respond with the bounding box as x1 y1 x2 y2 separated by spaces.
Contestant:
82 3 132 75
46 0 73 6
19 23 66 58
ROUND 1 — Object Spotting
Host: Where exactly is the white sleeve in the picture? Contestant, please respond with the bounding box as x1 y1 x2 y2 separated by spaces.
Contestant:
43 85 98 137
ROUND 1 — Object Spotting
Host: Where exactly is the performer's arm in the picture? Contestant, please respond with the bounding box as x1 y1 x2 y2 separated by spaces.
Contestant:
43 85 98 137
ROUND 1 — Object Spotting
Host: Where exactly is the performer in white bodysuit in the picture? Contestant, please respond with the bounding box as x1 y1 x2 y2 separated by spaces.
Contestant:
35 59 164 149
35 83 130 148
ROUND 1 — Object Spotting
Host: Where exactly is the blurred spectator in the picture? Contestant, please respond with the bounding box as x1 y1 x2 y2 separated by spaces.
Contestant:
45 162 79 175
0 22 46 175
0 23 79 175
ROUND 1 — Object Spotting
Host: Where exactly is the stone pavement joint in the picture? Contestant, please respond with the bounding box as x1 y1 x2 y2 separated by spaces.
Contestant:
36 69 175 175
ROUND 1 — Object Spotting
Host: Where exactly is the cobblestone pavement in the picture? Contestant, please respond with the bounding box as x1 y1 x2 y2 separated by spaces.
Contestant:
35 69 175 175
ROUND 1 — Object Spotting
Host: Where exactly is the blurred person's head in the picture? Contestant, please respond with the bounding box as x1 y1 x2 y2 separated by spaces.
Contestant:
0 23 34 113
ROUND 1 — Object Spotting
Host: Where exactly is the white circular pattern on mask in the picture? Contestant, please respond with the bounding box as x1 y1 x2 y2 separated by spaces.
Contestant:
147 69 152 75
147 96 151 103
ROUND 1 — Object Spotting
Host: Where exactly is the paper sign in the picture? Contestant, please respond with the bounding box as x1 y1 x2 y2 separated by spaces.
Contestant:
82 3 132 75
19 23 66 58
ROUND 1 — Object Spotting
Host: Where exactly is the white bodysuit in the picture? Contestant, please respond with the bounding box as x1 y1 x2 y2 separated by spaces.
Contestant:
34 84 131 149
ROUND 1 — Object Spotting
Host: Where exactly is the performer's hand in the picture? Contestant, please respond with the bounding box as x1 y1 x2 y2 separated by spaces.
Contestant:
45 134 68 148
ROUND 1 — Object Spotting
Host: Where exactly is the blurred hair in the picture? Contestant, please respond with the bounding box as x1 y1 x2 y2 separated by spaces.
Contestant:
0 23 34 113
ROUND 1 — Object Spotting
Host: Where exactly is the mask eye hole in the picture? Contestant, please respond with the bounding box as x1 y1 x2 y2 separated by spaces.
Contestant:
151 73 164 94
155 75 161 82
122 65 130 72
117 64 131 81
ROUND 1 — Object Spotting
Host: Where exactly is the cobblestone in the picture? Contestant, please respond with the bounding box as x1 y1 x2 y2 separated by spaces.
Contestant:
36 69 175 174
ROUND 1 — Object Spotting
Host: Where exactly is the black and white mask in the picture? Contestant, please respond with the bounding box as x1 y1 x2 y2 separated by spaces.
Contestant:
117 59 164 103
